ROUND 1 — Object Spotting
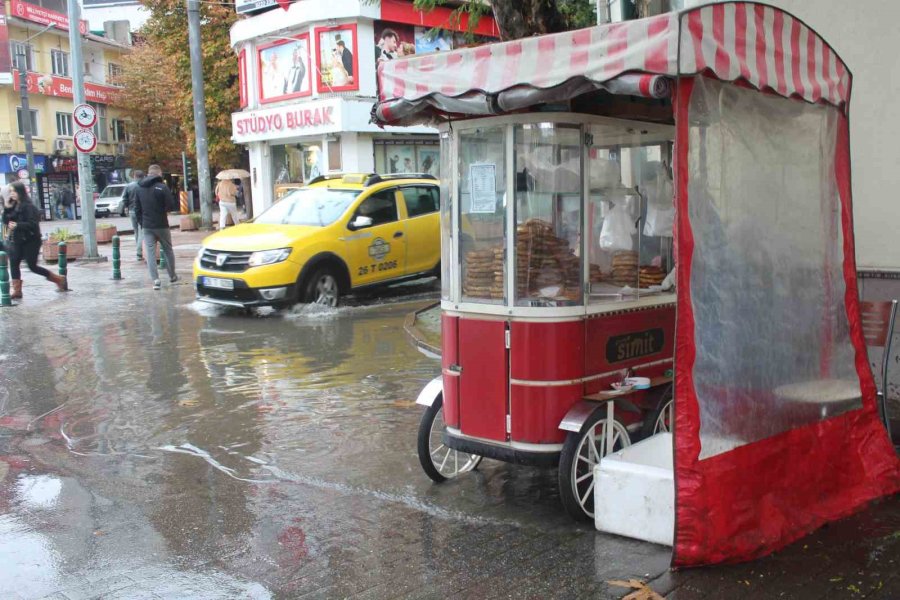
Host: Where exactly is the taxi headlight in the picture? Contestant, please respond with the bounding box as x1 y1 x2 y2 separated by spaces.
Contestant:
248 248 292 267
195 246 205 262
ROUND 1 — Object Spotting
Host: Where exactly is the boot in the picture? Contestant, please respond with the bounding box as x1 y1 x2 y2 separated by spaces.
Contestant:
46 273 67 292
10 279 22 299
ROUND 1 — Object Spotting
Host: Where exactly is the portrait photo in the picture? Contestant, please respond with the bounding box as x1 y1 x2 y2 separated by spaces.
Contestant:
315 24 359 93
257 34 311 104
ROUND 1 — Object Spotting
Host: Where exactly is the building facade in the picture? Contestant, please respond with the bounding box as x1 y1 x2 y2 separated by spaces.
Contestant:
229 0 498 217
1 0 131 218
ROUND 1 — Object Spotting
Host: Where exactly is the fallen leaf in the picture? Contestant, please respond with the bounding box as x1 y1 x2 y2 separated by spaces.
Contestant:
607 579 664 600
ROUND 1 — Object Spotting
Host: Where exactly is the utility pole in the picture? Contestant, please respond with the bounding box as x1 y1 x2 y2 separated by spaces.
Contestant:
67 0 98 258
187 0 213 229
16 24 55 200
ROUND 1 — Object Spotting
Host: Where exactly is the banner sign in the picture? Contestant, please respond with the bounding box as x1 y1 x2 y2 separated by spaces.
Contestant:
0 14 11 85
0 154 48 174
10 0 88 34
232 99 342 143
13 70 119 104
235 0 278 15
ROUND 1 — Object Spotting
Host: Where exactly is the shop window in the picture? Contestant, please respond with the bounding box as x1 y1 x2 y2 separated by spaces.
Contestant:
112 119 127 143
56 112 73 137
51 49 69 77
401 186 439 218
458 127 506 305
16 107 39 137
354 190 398 226
586 123 674 304
373 141 440 177
513 123 583 306
327 138 342 172
11 42 34 72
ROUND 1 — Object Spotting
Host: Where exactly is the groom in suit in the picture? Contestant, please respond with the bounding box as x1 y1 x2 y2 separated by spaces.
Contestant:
284 44 307 94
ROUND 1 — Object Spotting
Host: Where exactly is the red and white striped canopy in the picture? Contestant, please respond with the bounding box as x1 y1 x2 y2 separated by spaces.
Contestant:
374 2 850 126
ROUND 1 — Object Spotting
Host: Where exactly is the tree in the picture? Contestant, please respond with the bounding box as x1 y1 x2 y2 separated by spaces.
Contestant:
120 0 241 170
115 41 184 171
413 0 599 41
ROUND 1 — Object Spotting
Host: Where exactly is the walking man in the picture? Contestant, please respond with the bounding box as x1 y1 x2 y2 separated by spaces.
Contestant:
134 165 177 289
61 185 75 220
214 178 241 230
122 169 144 261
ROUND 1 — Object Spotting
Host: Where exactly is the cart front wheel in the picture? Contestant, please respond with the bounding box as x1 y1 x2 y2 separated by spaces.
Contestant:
642 385 674 438
417 394 482 482
558 410 631 521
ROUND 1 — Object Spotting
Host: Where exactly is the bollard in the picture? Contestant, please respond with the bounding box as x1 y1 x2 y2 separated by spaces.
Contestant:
57 241 67 279
112 235 122 280
0 251 12 307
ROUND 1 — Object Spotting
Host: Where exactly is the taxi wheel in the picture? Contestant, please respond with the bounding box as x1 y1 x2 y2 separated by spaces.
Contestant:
303 266 340 307
417 394 482 483
558 410 631 522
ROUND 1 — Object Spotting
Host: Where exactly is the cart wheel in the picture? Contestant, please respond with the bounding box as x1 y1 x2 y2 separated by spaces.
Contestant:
642 385 674 438
558 410 631 521
417 394 482 483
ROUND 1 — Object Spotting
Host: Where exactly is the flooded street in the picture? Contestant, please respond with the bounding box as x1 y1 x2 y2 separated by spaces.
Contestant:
1 258 898 599
0 265 672 599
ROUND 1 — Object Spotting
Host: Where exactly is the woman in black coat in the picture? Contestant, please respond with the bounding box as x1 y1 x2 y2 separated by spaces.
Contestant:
2 181 66 298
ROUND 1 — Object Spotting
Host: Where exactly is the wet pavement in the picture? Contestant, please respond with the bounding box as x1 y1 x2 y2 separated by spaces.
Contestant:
1 232 898 599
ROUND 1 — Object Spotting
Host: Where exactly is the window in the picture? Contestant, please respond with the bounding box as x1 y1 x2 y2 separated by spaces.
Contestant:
401 186 439 218
56 112 73 137
112 119 127 142
11 42 34 72
354 190 398 226
90 102 108 143
108 62 123 83
327 137 342 172
51 49 69 76
16 107 38 137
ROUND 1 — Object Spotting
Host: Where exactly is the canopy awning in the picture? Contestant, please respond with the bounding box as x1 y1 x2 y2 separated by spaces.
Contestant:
374 2 850 126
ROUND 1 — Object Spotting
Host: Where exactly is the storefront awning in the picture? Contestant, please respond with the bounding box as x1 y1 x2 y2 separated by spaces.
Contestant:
374 2 850 126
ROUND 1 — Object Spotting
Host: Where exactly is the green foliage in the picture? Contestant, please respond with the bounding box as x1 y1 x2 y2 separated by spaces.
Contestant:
121 0 241 170
97 222 116 230
50 228 84 242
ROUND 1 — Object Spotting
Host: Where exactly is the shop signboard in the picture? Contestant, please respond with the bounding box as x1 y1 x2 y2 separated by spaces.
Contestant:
0 154 47 174
235 0 278 15
0 14 11 85
232 98 343 144
13 70 119 104
10 0 88 34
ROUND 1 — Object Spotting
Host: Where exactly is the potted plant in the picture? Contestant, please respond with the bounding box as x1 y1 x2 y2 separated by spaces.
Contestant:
180 213 202 231
96 222 117 243
43 227 86 262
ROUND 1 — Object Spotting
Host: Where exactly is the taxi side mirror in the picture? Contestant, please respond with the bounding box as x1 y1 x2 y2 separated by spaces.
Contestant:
349 215 373 230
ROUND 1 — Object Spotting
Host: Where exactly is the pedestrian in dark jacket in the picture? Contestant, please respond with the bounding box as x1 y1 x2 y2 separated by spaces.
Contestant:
1 182 66 298
134 164 177 289
122 169 144 261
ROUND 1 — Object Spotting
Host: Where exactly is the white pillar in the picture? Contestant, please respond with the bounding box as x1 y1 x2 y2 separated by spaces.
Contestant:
347 133 374 174
249 141 272 215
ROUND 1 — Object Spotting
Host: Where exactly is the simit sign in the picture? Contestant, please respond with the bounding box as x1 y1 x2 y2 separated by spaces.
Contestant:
231 99 341 143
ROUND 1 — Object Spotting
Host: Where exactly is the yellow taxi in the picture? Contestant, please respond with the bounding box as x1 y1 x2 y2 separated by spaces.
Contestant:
194 173 440 308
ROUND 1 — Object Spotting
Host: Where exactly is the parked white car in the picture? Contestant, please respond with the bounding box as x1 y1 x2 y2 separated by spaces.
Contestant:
95 184 128 217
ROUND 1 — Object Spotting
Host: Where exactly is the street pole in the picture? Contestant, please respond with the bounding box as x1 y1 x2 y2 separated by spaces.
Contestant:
187 0 213 229
15 24 55 201
67 0 98 257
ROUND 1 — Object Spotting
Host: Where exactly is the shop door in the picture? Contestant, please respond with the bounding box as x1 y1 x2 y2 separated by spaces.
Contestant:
458 318 509 441
344 189 407 287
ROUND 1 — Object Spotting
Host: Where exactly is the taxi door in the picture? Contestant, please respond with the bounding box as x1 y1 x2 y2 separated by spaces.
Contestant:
398 185 440 275
344 188 408 287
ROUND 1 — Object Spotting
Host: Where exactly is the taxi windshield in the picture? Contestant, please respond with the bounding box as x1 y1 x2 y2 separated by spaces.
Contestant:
255 188 359 226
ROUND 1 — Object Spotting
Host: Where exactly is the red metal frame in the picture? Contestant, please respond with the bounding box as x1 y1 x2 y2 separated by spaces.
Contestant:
238 48 248 108
314 24 360 94
257 33 312 105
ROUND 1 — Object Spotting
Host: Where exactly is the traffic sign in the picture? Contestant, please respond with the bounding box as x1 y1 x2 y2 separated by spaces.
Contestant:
73 128 97 153
73 103 97 128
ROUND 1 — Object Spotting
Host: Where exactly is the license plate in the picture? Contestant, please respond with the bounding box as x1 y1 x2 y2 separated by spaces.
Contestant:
203 277 234 290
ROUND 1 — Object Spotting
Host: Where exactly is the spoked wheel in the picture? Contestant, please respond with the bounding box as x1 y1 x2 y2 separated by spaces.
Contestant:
303 267 340 307
559 410 631 521
642 385 674 438
417 394 482 482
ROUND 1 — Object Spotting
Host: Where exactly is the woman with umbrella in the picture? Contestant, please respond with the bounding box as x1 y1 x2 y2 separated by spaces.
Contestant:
215 169 248 229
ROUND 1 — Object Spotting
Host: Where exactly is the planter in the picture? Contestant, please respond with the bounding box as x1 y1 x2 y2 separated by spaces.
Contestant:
180 215 198 231
96 226 117 243
43 239 85 262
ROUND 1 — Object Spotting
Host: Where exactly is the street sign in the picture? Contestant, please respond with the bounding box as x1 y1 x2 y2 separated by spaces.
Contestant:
73 128 97 153
73 103 96 128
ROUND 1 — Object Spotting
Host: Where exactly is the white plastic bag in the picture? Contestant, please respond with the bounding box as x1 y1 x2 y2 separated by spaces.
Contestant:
643 164 675 237
599 203 636 251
